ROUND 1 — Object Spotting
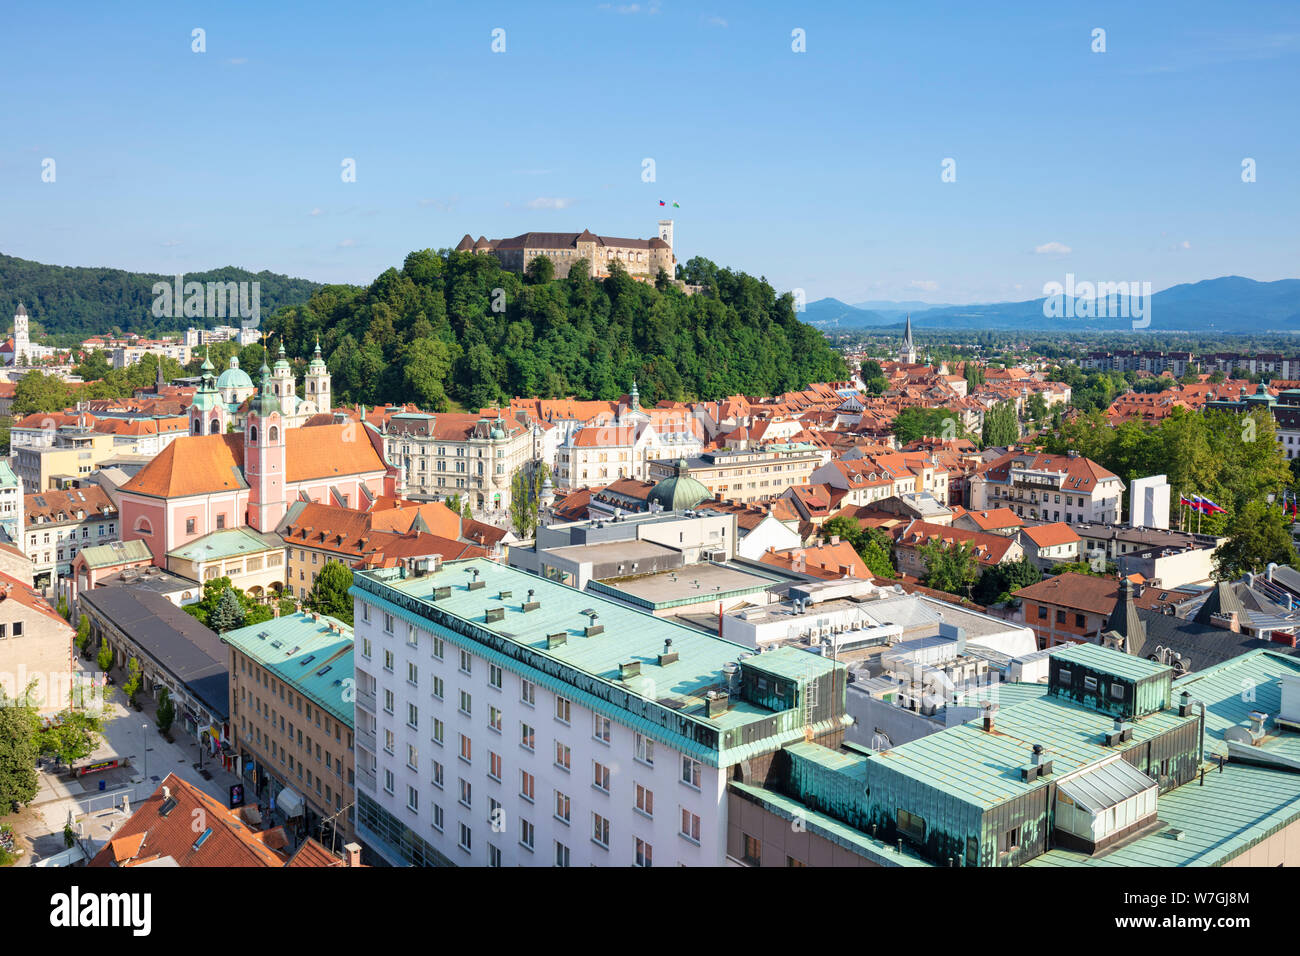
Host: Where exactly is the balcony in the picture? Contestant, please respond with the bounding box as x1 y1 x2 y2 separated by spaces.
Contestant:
356 725 377 752
356 688 377 713
357 766 377 792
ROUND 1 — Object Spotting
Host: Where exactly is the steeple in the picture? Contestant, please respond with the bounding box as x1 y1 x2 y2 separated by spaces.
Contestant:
1105 577 1147 656
900 313 917 364
630 380 640 413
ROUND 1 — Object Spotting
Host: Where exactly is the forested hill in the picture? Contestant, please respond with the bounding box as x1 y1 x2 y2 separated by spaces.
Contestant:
0 253 320 338
265 251 848 411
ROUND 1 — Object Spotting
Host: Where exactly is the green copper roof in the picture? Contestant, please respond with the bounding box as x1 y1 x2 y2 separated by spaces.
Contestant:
166 527 281 563
351 558 847 765
648 459 710 511
1052 640 1171 683
216 355 254 390
76 539 154 569
222 611 355 728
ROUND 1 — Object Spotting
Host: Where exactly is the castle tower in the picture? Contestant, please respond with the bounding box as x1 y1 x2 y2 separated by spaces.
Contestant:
189 348 227 436
657 219 674 250
13 302 29 366
244 363 286 532
305 338 331 411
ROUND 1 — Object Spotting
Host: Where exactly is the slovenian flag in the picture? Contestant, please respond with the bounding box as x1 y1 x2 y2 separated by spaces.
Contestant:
658 200 666 206
1179 495 1194 509
1199 496 1226 515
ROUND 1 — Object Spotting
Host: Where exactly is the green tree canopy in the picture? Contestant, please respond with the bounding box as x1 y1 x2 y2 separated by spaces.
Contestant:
918 538 981 598
1213 500 1298 579
306 560 355 625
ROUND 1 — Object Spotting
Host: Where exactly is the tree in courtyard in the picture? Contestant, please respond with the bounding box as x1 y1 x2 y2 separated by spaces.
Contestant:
121 657 143 707
306 560 354 626
1213 500 1298 580
0 684 40 810
209 588 246 633
156 687 175 735
96 640 112 673
38 709 108 774
918 538 981 599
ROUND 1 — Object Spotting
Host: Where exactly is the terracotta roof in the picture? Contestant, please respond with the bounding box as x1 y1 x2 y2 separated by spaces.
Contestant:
894 519 1019 566
569 424 635 447
977 451 1120 493
24 486 117 524
368 498 462 538
1013 572 1123 614
0 570 73 627
1019 522 1082 548
951 505 1024 531
121 424 386 498
759 542 870 580
88 773 295 867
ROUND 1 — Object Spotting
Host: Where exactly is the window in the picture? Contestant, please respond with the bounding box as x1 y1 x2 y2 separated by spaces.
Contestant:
593 714 611 743
431 636 444 660
555 695 571 724
998 826 1021 855
635 783 654 818
520 679 535 706
383 770 394 794
406 785 419 812
432 676 444 700
555 742 571 771
406 743 418 770
384 613 393 634
459 649 472 675
459 734 472 763
520 770 535 802
433 718 444 745
432 804 444 832
488 751 502 781
593 761 610 792
635 838 653 868
185 518 196 534
489 664 503 689
520 723 535 751
488 844 501 867
459 690 472 716
432 761 444 789
383 650 394 672
787 855 806 867
383 729 394 754
520 819 535 851
554 790 571 824
1110 682 1125 701
554 841 570 867
680 808 701 843
407 702 419 729
459 778 472 808
897 808 926 842
1055 610 1066 624
458 823 472 852
488 706 503 733
592 813 610 848
635 733 654 766
1083 676 1099 693
681 755 701 790
1036 606 1047 621
742 834 762 865
1058 668 1072 684
1074 613 1085 628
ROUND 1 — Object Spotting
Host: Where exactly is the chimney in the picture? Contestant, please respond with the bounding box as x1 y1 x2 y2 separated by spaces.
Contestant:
982 702 995 733
343 842 362 867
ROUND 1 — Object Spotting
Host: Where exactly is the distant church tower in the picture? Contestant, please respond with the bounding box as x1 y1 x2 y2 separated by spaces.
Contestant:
13 302 29 366
189 349 227 435
245 363 286 532
657 219 674 251
271 340 296 405
899 314 918 364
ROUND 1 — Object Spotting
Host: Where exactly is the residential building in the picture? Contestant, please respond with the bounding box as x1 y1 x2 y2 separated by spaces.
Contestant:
223 611 357 844
12 425 117 494
22 486 119 592
647 446 822 504
1016 523 1083 570
383 411 533 514
0 571 76 713
969 451 1124 525
891 520 1024 580
0 460 23 546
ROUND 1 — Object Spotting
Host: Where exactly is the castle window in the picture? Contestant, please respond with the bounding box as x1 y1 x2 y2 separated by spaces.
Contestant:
250 426 258 442
134 516 153 535
269 426 279 442
210 419 221 434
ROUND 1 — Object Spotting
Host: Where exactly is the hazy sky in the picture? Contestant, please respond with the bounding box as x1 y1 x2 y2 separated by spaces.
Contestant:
2 1 1297 304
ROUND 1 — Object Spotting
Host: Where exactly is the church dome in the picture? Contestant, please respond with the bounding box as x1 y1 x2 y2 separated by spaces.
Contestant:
217 356 254 390
648 459 710 512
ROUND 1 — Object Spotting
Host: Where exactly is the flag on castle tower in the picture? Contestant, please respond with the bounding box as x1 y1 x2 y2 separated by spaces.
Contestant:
671 201 680 207
658 200 666 206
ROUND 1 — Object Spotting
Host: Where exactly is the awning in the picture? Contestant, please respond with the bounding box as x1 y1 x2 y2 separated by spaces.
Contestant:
277 787 305 818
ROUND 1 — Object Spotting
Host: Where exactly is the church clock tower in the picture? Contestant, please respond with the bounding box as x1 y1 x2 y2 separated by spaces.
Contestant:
245 363 286 531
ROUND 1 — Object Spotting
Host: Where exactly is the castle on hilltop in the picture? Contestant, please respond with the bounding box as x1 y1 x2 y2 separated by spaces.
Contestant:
456 220 676 279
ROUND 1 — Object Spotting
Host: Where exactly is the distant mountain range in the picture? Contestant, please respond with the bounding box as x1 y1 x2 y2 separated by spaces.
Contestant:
804 277 1300 333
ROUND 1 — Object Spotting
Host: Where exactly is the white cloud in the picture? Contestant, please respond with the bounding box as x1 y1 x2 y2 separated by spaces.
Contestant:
309 208 324 217
908 280 939 292
338 239 358 248
1034 241 1072 255
526 197 577 210
226 57 248 66
707 15 728 27
161 239 182 247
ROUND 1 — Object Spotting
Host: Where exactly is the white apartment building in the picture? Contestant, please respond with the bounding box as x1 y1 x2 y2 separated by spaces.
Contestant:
350 557 848 867
969 451 1124 525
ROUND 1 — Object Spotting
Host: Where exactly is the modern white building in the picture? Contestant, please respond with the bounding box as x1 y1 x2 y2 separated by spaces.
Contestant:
1129 474 1171 530
349 557 849 867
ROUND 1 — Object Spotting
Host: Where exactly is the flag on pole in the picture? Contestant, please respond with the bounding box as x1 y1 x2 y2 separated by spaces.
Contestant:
658 200 666 206
1179 495 1194 509
1199 496 1226 515
672 201 680 208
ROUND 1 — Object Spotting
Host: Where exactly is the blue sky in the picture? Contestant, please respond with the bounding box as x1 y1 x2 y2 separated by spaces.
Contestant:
2 1 1297 305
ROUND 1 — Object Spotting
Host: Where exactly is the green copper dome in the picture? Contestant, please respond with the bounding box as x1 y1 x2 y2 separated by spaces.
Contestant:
216 355 254 391
648 458 710 511
273 340 291 371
